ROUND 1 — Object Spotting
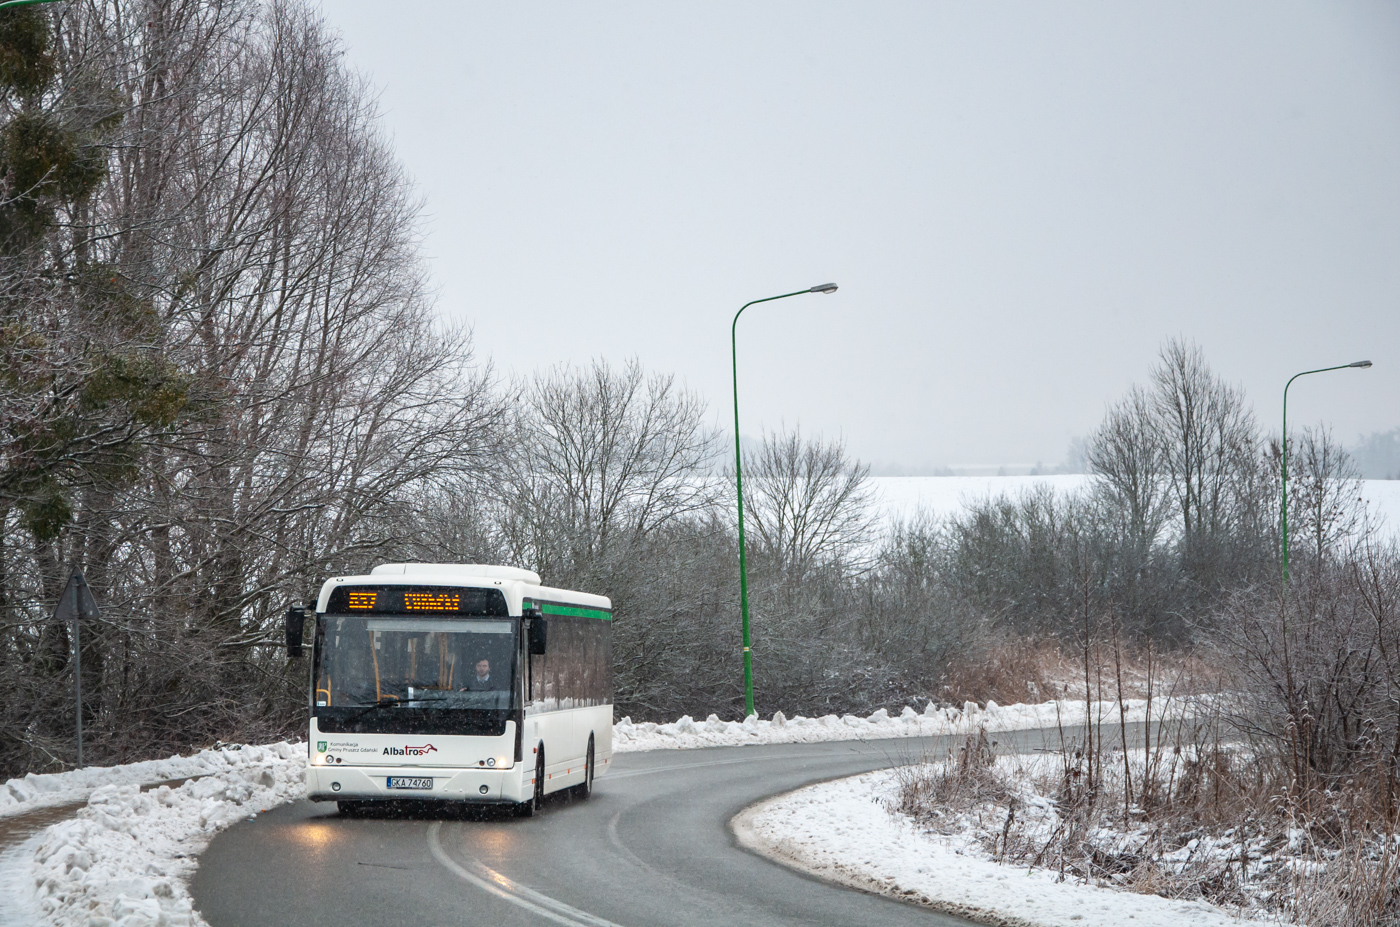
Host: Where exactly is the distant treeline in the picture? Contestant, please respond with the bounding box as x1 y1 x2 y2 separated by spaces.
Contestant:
1352 428 1400 480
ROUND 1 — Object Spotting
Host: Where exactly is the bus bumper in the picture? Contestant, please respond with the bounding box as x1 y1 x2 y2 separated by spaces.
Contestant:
306 764 525 804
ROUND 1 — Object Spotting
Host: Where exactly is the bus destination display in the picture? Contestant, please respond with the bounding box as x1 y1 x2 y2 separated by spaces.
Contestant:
326 585 509 616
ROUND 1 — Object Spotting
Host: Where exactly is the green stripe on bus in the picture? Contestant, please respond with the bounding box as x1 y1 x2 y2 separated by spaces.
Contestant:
526 601 612 621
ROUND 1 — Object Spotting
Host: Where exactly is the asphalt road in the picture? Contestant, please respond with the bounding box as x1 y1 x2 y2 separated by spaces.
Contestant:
191 726 1084 927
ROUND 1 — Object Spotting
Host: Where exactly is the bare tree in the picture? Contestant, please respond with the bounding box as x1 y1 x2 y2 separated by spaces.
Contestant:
1088 385 1170 553
741 427 875 578
1149 338 1262 549
498 358 715 586
1286 424 1366 568
487 358 724 721
858 512 974 690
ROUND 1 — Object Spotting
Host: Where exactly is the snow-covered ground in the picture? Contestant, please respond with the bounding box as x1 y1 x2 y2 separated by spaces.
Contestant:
1 697 1204 927
3 744 305 927
735 765 1251 927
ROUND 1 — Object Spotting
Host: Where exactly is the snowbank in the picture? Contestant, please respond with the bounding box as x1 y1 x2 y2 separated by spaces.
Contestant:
613 696 1196 753
0 747 275 821
16 742 305 927
735 767 1250 927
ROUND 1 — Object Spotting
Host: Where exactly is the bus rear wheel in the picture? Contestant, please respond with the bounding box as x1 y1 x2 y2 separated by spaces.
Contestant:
573 737 594 800
516 748 544 817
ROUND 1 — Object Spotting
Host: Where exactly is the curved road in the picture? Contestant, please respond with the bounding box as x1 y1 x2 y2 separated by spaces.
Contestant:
193 727 1079 927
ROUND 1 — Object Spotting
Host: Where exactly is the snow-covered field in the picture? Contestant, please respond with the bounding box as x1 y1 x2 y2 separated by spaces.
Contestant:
868 474 1400 542
735 765 1250 927
870 474 1088 524
1358 479 1400 533
1 697 1206 927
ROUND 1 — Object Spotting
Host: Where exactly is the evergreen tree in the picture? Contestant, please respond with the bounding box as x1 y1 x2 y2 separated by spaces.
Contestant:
0 6 187 546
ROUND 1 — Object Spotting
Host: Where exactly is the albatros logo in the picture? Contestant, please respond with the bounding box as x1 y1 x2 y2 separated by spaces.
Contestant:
383 744 437 757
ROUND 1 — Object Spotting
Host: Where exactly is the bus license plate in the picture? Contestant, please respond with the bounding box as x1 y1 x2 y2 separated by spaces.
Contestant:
386 777 433 790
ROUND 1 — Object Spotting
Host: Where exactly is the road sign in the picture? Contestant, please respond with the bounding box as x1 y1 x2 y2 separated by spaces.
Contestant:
53 572 100 767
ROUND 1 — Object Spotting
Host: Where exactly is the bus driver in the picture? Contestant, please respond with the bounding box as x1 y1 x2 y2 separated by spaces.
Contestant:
463 658 497 691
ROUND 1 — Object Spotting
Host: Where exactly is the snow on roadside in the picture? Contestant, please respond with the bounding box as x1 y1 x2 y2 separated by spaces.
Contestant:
14 742 305 927
613 695 1199 753
0 747 280 821
735 767 1251 927
2 695 1199 927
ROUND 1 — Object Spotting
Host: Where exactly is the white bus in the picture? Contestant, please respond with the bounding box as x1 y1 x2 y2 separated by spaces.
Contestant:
292 563 612 815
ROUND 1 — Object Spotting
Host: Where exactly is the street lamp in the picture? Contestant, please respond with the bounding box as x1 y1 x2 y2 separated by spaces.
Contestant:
731 283 838 719
1281 360 1372 582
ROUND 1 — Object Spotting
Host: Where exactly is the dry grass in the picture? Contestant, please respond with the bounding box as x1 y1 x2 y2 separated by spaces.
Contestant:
1291 838 1400 927
936 637 1069 706
936 635 1222 706
896 634 1400 926
892 729 1015 833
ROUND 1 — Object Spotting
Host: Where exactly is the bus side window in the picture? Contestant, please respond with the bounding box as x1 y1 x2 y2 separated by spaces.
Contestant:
525 612 611 709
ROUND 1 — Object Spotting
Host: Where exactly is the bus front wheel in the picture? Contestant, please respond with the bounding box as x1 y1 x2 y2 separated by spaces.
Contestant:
516 748 544 817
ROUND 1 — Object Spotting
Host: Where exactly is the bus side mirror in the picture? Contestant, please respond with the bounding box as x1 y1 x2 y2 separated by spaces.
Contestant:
527 612 547 655
286 605 307 659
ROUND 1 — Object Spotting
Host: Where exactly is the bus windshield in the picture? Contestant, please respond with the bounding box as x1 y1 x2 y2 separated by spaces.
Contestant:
313 615 517 734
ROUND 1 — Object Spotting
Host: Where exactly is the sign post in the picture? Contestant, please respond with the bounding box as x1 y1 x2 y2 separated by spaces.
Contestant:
53 572 100 768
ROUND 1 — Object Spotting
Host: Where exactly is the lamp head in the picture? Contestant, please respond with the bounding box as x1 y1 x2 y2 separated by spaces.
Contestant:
1350 360 1373 368
809 283 838 294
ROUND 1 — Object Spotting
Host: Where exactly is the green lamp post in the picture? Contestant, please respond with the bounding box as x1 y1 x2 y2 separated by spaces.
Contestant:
732 283 838 718
1280 360 1372 582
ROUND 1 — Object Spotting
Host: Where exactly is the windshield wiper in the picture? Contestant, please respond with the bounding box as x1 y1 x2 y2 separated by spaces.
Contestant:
338 695 450 724
339 697 400 724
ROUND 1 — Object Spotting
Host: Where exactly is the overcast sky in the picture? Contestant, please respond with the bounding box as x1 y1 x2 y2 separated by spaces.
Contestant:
317 1 1400 471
